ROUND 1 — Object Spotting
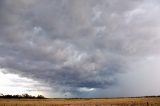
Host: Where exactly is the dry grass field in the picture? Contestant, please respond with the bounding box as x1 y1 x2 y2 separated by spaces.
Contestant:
0 98 160 106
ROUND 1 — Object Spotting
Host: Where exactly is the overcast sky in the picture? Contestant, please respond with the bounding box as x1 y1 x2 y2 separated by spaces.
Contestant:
1 0 160 98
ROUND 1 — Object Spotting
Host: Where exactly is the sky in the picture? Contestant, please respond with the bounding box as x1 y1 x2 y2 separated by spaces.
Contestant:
0 0 160 98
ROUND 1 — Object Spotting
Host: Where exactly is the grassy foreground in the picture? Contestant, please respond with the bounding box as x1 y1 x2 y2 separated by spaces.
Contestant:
0 97 160 106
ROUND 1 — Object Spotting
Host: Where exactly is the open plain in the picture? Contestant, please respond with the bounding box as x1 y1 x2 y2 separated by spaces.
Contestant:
0 97 160 106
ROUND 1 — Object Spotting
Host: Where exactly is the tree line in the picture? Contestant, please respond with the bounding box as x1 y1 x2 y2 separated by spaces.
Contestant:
0 93 45 99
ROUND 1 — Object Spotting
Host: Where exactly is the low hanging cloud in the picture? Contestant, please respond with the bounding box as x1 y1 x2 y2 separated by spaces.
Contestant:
1 0 160 97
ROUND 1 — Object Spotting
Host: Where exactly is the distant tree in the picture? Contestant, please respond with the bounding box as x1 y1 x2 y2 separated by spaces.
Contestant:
13 94 22 98
37 95 45 99
22 93 30 98
0 93 45 99
4 94 12 98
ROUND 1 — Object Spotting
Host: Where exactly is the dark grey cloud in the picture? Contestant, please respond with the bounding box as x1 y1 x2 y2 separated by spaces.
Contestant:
1 0 160 97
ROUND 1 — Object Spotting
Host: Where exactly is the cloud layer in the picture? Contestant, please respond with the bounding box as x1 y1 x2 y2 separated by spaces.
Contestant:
1 0 160 97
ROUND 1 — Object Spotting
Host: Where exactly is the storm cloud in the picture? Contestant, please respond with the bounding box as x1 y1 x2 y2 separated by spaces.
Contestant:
1 0 160 97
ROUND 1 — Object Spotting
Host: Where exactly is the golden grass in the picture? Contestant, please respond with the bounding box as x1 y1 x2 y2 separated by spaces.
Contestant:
0 97 160 106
